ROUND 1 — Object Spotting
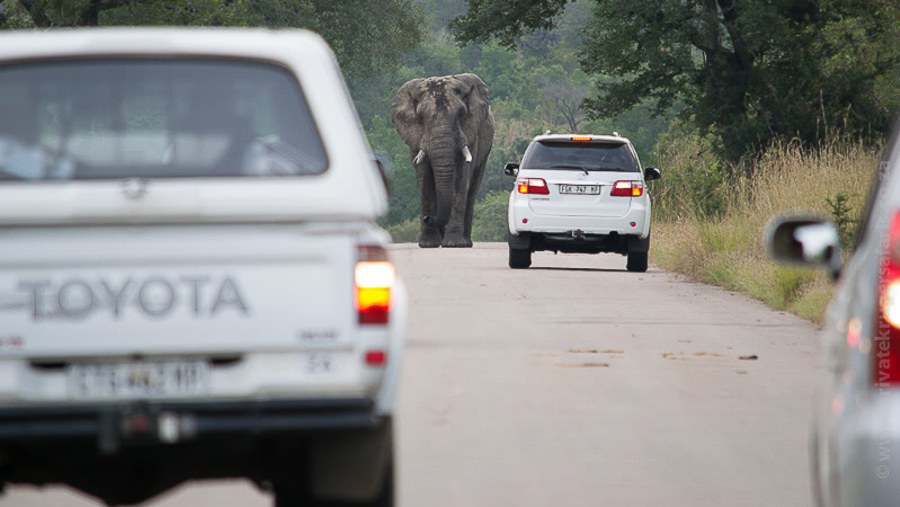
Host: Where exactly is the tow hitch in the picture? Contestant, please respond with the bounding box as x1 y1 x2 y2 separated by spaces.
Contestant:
100 405 198 454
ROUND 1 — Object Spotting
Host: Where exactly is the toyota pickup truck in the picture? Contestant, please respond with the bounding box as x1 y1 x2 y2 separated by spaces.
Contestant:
0 28 406 507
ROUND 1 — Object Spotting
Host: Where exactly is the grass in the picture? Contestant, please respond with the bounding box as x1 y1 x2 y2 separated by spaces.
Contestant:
651 139 880 325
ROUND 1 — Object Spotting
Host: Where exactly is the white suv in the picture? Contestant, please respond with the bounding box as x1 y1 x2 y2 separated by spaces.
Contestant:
0 29 405 507
505 134 661 271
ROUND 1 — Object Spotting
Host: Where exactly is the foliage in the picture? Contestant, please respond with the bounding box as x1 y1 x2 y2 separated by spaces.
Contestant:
449 0 568 47
1 0 425 79
650 119 727 220
450 0 900 161
825 192 857 251
386 218 420 243
472 191 510 242
652 134 881 324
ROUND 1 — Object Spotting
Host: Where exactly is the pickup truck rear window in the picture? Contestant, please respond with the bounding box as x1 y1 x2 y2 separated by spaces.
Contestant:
0 59 327 180
522 141 638 172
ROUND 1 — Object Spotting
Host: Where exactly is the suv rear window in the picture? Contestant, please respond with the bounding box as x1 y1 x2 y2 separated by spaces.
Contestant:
521 141 637 172
0 59 327 181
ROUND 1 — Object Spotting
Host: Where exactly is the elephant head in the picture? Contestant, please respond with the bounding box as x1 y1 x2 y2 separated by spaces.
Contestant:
391 73 494 248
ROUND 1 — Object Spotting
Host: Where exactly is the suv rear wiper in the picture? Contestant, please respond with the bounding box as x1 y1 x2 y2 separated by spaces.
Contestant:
587 166 629 172
549 164 589 175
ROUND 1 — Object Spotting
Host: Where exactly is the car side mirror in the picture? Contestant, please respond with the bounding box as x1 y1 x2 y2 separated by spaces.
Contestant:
644 167 661 181
504 163 519 176
765 216 841 279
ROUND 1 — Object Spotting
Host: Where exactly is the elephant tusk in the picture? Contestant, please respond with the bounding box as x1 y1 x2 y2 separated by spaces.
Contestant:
413 149 426 165
462 145 473 163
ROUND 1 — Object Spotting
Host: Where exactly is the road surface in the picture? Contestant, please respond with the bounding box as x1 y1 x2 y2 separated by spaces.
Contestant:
2 244 821 506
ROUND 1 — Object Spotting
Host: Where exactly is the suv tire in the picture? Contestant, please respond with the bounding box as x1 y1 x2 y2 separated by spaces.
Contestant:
626 250 648 272
509 247 532 269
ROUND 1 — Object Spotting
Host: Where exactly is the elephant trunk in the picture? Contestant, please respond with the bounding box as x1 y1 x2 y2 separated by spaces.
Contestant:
433 163 455 229
427 134 460 229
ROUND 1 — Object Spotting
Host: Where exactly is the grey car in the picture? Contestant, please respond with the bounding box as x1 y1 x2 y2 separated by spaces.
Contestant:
768 117 900 507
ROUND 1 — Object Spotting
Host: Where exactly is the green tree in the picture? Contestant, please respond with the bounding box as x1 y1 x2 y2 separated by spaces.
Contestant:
2 0 425 80
451 0 900 160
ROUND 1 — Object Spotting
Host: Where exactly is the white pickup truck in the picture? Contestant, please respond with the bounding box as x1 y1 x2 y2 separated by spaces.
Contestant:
0 29 406 507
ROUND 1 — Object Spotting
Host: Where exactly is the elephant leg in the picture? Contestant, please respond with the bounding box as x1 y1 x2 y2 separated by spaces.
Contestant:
417 164 441 248
462 160 487 247
441 165 472 248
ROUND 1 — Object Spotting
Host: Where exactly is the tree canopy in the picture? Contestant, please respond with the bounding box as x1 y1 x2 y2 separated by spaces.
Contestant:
451 0 900 160
0 0 424 79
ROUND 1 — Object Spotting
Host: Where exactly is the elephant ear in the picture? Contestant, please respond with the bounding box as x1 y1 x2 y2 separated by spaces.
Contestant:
454 73 494 142
391 78 425 150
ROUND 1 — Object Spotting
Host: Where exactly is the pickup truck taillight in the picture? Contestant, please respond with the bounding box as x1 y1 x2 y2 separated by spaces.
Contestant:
355 245 395 325
517 178 549 195
610 180 643 197
875 212 900 386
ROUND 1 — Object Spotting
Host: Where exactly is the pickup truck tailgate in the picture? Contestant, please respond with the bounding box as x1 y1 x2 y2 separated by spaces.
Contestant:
0 224 357 359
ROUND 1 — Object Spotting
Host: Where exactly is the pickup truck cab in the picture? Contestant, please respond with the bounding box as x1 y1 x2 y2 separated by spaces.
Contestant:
0 28 405 507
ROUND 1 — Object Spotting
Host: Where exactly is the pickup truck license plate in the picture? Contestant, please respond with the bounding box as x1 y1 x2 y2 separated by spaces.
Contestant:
67 361 210 400
559 184 600 195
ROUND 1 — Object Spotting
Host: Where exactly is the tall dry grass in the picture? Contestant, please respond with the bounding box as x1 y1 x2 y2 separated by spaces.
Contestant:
651 139 880 324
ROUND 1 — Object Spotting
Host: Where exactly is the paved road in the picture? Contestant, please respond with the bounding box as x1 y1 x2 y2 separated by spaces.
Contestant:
2 244 821 506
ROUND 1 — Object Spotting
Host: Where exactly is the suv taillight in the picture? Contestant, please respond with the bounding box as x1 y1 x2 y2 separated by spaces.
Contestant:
355 245 395 325
610 180 643 197
517 178 549 195
875 212 900 385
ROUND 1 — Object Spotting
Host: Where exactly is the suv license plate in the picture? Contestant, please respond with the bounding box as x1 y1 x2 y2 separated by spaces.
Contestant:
67 361 210 400
559 185 600 195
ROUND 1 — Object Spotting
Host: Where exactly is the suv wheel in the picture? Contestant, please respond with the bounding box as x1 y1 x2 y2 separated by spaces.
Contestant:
626 250 648 272
509 247 532 269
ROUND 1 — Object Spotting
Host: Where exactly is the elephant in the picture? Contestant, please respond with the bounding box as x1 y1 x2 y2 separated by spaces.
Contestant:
391 73 494 248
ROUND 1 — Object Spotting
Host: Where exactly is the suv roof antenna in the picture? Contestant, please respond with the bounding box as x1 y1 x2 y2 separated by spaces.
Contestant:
543 130 551 135
613 131 620 137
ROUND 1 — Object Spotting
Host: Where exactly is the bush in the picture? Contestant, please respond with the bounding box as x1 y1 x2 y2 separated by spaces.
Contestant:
386 218 419 243
473 190 510 242
651 119 727 220
825 192 858 250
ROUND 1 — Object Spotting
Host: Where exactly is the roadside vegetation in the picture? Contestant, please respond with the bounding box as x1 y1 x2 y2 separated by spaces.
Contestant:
649 123 880 323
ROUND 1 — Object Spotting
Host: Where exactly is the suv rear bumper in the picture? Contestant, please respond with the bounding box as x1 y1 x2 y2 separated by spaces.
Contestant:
509 231 648 255
509 203 651 239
